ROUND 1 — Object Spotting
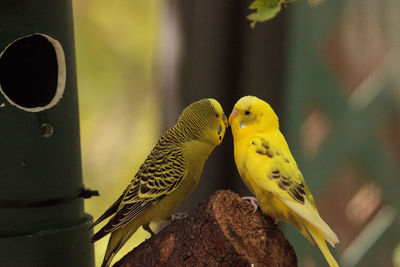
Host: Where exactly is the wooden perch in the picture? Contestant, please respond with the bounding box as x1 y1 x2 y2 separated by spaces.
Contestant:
114 190 297 266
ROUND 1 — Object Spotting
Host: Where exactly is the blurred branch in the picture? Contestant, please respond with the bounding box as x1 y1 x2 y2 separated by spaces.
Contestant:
114 190 297 266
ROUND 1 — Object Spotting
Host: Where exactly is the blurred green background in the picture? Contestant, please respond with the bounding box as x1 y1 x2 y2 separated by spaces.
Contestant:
72 1 161 265
72 0 400 266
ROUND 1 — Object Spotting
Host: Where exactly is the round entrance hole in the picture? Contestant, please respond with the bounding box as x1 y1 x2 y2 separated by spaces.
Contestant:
0 34 66 112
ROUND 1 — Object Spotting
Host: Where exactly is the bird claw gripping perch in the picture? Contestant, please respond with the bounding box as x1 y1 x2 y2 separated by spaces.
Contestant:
241 196 259 213
171 212 187 221
241 196 279 224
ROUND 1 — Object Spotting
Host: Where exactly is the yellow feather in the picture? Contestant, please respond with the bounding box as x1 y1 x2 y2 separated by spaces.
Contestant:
229 96 339 267
92 98 228 267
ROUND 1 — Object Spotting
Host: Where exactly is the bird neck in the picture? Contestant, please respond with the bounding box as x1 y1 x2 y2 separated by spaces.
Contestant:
232 123 277 144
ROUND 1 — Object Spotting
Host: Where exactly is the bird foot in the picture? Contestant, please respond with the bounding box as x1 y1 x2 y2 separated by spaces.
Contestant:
171 212 187 221
241 196 259 213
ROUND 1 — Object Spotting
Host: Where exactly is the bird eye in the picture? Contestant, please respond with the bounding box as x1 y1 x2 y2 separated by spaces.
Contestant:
215 114 219 118
245 110 250 115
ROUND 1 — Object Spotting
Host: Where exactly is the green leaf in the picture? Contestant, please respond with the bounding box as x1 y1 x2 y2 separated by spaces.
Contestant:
247 0 282 28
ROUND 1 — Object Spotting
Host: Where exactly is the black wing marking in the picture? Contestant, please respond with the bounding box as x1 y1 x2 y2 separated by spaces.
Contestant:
250 136 307 205
267 168 306 204
89 187 127 229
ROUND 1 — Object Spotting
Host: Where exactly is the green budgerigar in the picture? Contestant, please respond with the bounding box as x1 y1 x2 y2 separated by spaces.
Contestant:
90 98 228 267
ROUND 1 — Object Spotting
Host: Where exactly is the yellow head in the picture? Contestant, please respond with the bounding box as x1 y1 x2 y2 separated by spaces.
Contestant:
229 96 279 140
178 98 228 145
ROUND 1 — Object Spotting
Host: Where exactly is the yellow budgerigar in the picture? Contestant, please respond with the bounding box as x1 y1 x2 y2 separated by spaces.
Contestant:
91 98 228 267
229 96 339 267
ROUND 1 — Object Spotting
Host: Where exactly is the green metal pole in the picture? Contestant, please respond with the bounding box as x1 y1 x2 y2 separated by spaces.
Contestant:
0 1 95 266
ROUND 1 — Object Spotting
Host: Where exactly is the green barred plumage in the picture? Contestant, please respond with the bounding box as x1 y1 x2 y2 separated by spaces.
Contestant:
90 98 227 267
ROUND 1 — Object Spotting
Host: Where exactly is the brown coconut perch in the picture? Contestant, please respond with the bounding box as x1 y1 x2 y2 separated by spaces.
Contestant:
114 190 297 266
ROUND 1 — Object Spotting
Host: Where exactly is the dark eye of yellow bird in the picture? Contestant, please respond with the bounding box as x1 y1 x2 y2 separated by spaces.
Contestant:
245 110 251 115
215 113 219 118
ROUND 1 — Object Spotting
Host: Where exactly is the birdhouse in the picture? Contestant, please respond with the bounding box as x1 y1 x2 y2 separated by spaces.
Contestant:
0 1 95 266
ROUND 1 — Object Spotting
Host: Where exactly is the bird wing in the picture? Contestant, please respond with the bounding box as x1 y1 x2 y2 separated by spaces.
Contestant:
244 134 339 246
89 187 127 229
91 144 186 241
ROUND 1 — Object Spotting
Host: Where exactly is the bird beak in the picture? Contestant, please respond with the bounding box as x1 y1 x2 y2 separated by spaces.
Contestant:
229 109 238 125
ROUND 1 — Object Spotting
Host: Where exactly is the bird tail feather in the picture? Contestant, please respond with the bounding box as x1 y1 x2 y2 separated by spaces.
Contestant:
281 198 339 247
101 222 140 267
304 223 339 267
